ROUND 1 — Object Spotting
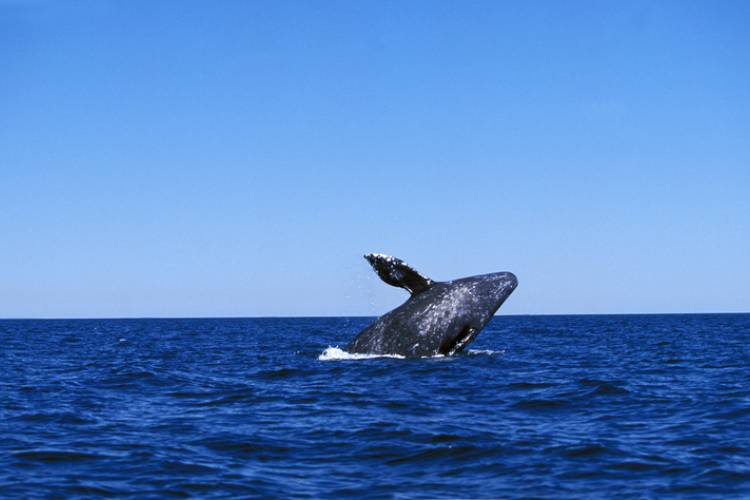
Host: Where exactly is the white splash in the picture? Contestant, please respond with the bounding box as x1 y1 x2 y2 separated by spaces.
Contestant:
466 349 505 355
318 347 503 361
318 347 405 361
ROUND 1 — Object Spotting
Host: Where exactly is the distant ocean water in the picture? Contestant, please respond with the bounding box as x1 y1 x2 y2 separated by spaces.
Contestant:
1 314 749 498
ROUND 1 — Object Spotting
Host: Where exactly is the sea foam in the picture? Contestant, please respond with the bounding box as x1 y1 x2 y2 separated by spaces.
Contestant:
318 346 503 360
318 347 405 360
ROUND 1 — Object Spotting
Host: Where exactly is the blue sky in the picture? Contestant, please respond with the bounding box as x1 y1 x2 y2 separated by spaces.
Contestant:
1 1 748 318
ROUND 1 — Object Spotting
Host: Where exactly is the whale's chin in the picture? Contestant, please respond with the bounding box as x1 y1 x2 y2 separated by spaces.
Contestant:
439 326 478 356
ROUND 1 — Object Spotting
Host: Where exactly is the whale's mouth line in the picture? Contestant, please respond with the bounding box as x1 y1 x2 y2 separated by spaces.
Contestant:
440 326 478 356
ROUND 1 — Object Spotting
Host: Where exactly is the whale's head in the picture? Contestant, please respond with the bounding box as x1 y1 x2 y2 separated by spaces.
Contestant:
465 271 518 317
429 272 518 355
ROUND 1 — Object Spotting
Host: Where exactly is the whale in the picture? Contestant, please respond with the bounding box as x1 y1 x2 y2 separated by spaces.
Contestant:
347 254 518 357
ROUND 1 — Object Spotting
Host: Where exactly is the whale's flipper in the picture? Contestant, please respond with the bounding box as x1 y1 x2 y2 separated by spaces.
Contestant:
364 253 434 295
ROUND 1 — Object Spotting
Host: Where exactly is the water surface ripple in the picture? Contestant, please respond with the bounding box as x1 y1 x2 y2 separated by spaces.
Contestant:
1 314 749 498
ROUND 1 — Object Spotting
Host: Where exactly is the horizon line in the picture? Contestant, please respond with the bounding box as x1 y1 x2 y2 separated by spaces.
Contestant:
0 311 748 321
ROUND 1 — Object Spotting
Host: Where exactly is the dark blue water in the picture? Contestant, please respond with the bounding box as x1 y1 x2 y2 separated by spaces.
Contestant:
1 315 749 498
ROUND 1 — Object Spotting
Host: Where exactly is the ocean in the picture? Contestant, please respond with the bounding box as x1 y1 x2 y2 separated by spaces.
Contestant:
1 314 749 498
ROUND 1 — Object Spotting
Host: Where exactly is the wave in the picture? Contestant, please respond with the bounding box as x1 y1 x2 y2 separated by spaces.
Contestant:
318 347 406 360
466 349 504 355
318 347 502 360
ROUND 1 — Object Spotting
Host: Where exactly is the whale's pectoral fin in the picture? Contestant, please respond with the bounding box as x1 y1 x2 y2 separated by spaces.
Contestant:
364 253 434 295
441 326 478 355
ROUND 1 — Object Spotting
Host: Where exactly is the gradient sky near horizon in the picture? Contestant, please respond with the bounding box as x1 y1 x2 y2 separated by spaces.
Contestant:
1 1 748 318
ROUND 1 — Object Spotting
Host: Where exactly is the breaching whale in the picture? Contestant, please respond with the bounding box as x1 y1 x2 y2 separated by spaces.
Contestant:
347 254 518 357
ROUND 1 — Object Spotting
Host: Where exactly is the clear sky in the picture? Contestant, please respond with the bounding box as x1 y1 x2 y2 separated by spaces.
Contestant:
1 1 748 318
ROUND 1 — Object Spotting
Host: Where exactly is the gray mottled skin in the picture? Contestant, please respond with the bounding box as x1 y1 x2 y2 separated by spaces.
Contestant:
347 254 518 357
